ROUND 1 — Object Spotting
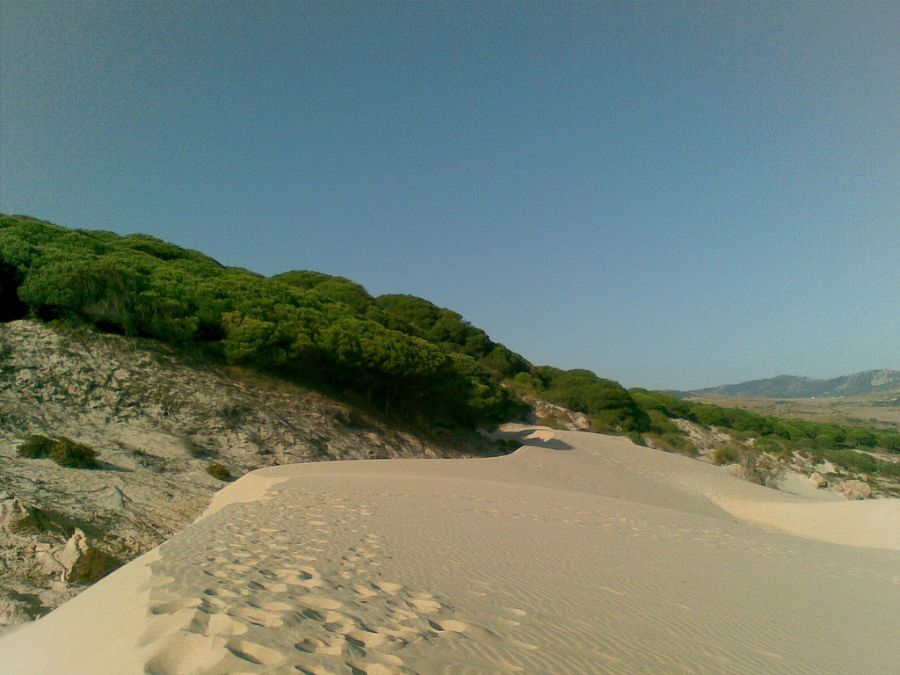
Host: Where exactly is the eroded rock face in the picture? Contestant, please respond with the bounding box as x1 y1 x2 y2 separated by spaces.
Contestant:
0 320 453 624
838 480 872 500
531 399 591 431
59 529 116 584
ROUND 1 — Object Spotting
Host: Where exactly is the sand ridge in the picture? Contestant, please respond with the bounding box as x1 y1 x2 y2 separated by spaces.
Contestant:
1 425 898 674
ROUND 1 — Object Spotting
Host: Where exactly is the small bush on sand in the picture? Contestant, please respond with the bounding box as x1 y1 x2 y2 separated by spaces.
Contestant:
679 441 698 457
538 415 565 430
206 462 232 481
627 431 646 446
17 434 56 458
49 437 99 468
18 435 98 468
712 444 740 465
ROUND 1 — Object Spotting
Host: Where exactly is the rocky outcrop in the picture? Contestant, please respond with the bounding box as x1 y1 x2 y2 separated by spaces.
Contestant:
809 472 828 488
58 529 117 584
0 320 457 624
530 399 591 431
1 497 43 534
838 480 872 500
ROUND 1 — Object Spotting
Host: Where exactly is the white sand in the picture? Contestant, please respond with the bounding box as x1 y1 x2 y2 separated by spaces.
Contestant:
2 425 898 674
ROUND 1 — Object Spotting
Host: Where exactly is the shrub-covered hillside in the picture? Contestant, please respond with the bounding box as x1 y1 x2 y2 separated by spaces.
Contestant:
629 389 900 482
2 214 665 436
2 213 896 474
0 215 525 430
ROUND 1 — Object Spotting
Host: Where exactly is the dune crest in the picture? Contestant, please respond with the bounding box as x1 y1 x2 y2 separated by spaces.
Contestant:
2 426 897 674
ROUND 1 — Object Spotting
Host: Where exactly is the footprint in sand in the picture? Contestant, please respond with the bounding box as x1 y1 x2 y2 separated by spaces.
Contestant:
373 581 402 595
390 607 419 623
228 607 284 628
261 601 294 612
429 619 468 633
353 584 378 598
296 636 344 656
275 566 322 588
322 610 356 635
504 607 528 617
149 596 202 615
226 640 286 666
407 597 441 613
206 613 248 637
345 660 394 675
204 586 239 598
298 595 343 611
203 596 229 611
346 628 387 649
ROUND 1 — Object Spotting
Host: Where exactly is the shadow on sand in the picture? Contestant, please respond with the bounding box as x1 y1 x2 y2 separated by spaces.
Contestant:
492 427 575 451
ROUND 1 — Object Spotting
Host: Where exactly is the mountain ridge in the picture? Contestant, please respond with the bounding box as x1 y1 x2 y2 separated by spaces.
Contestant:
691 369 900 399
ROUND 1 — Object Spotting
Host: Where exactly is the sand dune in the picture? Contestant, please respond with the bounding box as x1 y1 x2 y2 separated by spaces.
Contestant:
2 425 898 674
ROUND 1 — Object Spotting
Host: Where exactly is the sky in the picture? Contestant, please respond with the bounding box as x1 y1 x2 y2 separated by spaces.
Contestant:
1 1 898 390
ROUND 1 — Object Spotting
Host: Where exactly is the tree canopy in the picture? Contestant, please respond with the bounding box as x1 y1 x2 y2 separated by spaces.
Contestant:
0 215 523 429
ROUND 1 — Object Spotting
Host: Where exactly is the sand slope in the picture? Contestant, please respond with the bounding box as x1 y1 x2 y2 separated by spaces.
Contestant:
2 425 898 674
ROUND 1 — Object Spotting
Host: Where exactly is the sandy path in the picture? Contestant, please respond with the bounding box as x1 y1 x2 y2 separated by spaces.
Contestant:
2 426 898 674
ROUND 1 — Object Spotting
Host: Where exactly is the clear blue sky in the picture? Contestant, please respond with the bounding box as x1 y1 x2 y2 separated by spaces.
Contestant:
2 1 898 389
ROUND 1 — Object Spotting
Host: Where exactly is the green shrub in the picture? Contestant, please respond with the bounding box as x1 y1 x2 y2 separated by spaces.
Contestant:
49 437 98 468
17 434 98 468
754 435 786 453
680 441 698 457
17 434 56 458
206 462 232 481
878 433 900 452
823 449 878 474
627 431 646 446
1 215 526 430
537 415 565 430
712 444 740 465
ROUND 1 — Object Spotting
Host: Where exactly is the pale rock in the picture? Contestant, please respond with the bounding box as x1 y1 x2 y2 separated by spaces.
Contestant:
838 480 872 501
0 599 33 626
34 543 66 578
0 497 32 533
59 529 115 584
531 399 591 431
815 460 838 474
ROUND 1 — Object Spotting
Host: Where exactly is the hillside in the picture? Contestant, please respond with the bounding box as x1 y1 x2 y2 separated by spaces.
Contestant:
2 214 899 630
692 370 900 398
0 319 474 627
0 214 651 437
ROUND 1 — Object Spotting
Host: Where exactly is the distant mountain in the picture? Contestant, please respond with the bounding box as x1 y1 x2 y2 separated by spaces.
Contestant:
691 370 900 399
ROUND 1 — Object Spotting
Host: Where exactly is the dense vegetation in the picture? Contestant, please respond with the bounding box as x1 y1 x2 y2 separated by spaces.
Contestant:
509 368 650 434
629 389 900 478
2 214 896 480
0 215 524 430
